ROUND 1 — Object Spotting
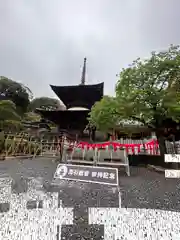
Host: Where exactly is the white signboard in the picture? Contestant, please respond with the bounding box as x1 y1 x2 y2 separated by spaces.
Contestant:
54 164 119 186
165 154 180 178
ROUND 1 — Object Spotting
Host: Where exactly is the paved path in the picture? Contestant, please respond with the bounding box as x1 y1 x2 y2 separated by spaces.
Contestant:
0 157 180 239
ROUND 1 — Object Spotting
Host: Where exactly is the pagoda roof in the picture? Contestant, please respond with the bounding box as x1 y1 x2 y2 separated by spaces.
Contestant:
50 82 104 109
36 109 90 130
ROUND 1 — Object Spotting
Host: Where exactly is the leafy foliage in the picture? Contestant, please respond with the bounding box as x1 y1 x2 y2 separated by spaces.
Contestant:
0 80 62 132
0 76 32 114
23 112 41 122
0 100 20 122
115 45 180 129
28 97 61 111
88 96 120 132
4 138 41 155
0 120 23 132
89 45 180 156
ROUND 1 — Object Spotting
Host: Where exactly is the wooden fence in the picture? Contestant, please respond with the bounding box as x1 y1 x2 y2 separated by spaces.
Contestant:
2 133 180 158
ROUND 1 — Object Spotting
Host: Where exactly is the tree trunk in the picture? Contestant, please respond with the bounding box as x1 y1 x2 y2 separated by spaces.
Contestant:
156 131 179 169
92 129 95 142
156 132 166 156
155 131 179 168
172 134 179 170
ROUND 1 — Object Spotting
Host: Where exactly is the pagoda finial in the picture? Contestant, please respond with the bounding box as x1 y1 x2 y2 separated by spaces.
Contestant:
80 57 86 85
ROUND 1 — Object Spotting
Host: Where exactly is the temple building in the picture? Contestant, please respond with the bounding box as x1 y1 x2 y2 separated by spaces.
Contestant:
36 58 104 139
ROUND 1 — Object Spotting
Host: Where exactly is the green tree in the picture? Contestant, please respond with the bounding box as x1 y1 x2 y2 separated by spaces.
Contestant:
88 95 120 132
1 120 23 132
0 100 20 121
28 97 61 111
23 112 41 122
0 100 22 131
88 96 143 138
0 77 32 115
115 45 180 156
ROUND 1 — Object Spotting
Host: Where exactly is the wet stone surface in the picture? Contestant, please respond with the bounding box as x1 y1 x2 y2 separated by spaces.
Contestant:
0 157 180 239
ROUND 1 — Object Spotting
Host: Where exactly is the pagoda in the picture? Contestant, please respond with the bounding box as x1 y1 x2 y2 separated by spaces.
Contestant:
36 58 104 139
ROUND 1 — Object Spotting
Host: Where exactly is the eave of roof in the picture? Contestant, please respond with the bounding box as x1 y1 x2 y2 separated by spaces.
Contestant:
50 82 104 109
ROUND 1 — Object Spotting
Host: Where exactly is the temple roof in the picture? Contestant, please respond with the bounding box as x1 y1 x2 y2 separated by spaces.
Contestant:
50 82 104 109
36 109 90 130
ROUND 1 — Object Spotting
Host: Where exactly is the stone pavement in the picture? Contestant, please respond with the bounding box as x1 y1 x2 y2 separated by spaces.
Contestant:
0 157 180 239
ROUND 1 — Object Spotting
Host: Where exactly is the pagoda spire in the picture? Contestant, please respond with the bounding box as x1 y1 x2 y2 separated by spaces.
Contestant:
80 57 86 85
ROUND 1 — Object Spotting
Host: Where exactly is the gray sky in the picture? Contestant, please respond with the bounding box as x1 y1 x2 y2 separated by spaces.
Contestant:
0 0 180 99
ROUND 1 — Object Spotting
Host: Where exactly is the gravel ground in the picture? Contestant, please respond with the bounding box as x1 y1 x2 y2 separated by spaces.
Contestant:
0 157 180 239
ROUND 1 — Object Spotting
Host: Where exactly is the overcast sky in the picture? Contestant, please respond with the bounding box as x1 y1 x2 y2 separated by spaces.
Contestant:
0 0 180 99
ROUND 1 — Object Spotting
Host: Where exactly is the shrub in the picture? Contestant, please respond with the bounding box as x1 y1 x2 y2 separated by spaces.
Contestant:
4 138 41 156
